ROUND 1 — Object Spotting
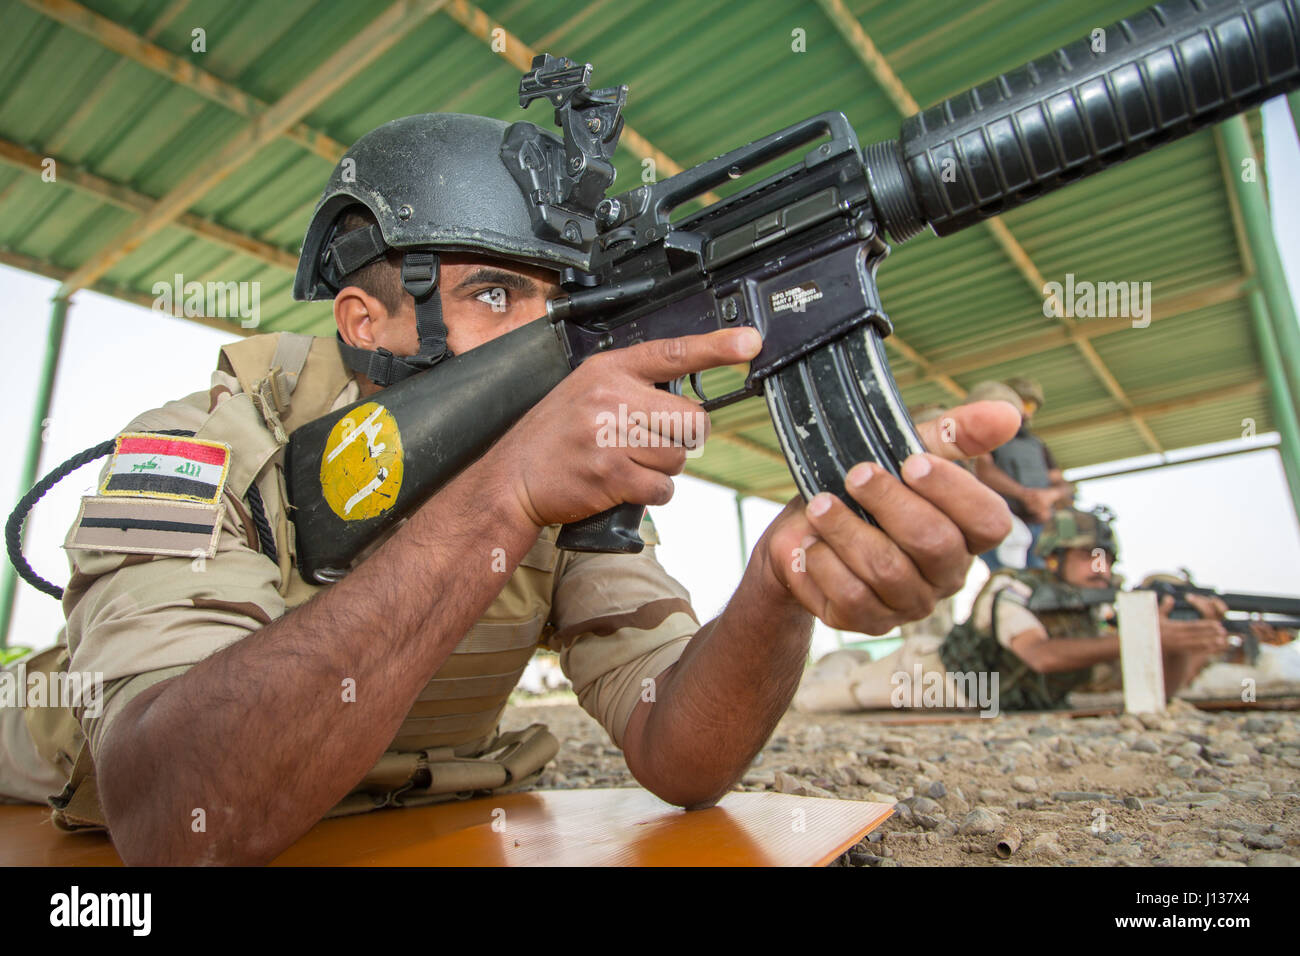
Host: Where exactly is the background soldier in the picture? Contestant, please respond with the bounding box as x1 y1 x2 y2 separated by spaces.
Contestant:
940 507 1230 711
972 376 1074 570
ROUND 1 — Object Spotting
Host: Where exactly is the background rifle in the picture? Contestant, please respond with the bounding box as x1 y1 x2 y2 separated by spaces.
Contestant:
285 0 1300 582
1027 577 1300 664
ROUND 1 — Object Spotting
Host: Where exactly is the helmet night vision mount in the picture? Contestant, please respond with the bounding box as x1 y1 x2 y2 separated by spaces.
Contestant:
501 53 628 256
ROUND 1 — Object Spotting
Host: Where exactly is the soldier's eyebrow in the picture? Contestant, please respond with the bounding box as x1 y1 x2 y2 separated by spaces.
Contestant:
453 267 539 296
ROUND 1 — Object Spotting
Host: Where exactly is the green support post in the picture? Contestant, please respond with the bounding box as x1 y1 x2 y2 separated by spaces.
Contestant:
1289 90 1299 141
1220 115 1300 414
1248 288 1300 525
0 295 70 650
734 491 748 568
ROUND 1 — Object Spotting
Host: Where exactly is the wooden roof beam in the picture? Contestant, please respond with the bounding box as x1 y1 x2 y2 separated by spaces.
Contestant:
1073 337 1163 450
894 278 1249 386
1034 381 1266 441
55 0 450 298
0 247 252 336
0 137 299 271
44 0 188 155
18 0 346 163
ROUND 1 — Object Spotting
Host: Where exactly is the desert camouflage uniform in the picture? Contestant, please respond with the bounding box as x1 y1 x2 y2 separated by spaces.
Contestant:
0 333 697 828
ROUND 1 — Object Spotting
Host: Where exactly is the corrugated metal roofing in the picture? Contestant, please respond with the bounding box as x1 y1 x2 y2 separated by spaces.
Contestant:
0 0 1287 501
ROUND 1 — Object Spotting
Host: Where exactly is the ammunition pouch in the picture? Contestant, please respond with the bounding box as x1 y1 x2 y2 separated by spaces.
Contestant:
327 724 560 818
47 722 560 834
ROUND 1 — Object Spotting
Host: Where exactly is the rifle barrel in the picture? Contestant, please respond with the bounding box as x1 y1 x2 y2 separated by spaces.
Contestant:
1220 591 1300 616
865 0 1300 243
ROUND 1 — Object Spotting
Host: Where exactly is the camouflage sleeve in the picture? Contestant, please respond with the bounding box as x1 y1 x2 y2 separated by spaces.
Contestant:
986 580 1044 649
63 381 286 759
65 510 285 757
544 515 698 749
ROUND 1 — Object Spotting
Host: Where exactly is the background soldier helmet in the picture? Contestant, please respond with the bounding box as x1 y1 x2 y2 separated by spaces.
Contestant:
1005 376 1046 411
963 380 1025 416
1034 505 1119 559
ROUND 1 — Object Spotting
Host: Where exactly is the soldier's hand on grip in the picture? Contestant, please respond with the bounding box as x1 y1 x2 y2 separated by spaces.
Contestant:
492 328 762 529
1157 594 1230 655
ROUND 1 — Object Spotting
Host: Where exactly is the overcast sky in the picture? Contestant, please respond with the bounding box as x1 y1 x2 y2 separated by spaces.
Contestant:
2 98 1299 660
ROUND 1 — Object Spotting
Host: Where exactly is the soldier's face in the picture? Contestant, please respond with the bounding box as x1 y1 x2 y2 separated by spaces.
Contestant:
382 252 562 357
1059 547 1113 589
430 252 564 354
334 253 563 384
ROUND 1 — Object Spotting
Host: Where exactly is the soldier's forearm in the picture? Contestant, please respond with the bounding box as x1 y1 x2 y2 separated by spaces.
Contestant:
1015 634 1120 674
622 545 812 809
98 452 542 866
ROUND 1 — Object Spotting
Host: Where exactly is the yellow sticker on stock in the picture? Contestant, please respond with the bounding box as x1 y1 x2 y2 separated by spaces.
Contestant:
319 402 404 521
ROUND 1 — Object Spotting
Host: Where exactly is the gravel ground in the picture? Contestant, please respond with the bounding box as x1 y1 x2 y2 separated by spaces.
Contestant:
501 697 1300 867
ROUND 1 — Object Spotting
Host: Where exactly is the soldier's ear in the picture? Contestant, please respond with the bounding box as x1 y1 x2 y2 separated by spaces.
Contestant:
334 285 382 349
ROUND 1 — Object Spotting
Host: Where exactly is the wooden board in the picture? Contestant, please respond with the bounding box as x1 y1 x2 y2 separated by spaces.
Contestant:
0 790 892 867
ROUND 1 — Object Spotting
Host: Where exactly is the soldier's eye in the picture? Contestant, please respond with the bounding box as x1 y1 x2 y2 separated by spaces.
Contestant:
475 287 509 311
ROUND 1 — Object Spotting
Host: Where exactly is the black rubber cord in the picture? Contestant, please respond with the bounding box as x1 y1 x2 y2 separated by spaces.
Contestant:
6 429 196 600
245 481 278 566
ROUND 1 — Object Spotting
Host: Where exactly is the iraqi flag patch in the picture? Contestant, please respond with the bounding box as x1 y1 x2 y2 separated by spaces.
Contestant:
99 433 231 504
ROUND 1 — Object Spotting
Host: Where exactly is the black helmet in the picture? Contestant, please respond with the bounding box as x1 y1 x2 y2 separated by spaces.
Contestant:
293 112 598 386
293 55 627 387
293 112 590 304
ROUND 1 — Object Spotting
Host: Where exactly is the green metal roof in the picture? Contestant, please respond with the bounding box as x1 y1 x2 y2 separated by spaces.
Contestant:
0 0 1283 501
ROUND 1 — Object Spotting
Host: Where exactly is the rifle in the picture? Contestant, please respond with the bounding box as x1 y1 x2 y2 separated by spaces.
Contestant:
1026 576 1300 664
285 0 1300 583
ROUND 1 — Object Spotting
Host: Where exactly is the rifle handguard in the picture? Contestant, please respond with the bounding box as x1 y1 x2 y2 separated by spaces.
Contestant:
874 0 1300 241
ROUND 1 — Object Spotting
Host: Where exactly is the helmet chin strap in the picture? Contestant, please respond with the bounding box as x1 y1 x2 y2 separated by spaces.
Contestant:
401 251 450 369
322 224 454 387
